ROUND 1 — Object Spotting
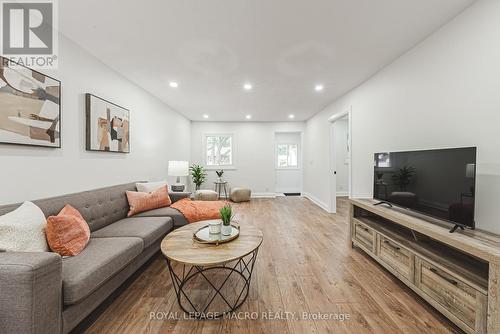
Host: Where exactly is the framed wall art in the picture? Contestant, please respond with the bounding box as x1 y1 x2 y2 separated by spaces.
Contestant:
0 56 61 147
85 93 130 153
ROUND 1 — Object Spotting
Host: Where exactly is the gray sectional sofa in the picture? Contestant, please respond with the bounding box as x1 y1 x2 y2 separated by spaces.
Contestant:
0 182 190 334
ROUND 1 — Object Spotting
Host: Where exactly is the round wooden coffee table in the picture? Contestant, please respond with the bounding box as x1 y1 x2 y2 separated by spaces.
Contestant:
161 221 263 318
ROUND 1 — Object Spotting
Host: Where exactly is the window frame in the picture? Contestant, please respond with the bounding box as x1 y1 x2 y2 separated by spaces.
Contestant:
275 142 299 169
203 133 235 169
375 152 391 168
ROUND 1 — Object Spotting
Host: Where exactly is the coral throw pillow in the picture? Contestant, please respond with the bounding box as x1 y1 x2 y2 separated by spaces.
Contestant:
46 204 90 256
126 185 171 217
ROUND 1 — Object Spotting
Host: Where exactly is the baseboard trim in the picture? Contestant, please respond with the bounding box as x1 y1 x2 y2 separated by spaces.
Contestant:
301 192 330 212
275 189 302 194
336 191 349 197
251 192 277 198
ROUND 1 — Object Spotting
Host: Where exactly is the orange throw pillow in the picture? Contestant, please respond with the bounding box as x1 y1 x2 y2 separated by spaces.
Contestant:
46 205 90 256
126 185 172 217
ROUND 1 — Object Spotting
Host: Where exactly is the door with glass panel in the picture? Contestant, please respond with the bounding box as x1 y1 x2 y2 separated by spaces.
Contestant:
275 132 302 195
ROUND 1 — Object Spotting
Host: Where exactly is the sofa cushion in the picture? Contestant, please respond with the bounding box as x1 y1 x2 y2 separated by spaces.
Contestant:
0 201 49 252
133 207 188 227
136 181 168 193
168 192 191 204
0 183 141 232
126 186 172 217
91 217 173 248
62 237 142 305
46 204 90 256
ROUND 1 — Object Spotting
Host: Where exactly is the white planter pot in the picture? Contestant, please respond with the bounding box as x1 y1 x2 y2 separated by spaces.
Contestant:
221 224 232 236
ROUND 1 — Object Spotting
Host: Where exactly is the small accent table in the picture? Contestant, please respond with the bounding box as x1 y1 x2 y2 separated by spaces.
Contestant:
161 221 263 318
214 181 228 200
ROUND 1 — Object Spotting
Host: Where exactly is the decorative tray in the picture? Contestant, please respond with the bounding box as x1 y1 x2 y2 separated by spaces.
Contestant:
193 223 240 245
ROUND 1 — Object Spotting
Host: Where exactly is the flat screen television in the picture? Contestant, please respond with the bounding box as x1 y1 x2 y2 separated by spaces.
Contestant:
373 147 477 230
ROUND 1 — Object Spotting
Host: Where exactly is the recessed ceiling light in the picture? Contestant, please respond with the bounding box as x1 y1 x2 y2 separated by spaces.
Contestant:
289 114 295 119
202 114 209 119
169 81 179 88
245 114 252 120
315 84 324 92
243 83 253 90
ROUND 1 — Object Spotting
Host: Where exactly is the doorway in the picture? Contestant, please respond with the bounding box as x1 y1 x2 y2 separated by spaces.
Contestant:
274 131 303 195
329 109 352 213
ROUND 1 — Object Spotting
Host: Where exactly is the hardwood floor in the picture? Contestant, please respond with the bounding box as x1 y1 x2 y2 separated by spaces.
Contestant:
83 197 461 334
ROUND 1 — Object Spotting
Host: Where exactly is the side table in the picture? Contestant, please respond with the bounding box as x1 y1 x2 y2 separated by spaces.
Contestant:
214 181 228 200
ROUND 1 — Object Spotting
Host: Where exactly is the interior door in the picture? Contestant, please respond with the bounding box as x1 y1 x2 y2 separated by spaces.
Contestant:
275 132 302 194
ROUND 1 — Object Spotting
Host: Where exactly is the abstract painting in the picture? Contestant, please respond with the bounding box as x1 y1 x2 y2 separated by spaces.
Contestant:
0 56 61 147
85 93 130 153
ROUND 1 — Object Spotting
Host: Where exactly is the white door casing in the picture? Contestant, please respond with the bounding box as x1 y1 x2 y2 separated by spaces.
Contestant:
328 107 352 213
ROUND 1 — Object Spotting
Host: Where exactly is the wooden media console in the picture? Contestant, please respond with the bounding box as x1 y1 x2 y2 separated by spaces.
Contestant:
350 198 500 333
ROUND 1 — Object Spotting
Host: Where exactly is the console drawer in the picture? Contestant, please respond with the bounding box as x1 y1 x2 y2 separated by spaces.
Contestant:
377 235 414 281
353 220 376 253
415 257 487 332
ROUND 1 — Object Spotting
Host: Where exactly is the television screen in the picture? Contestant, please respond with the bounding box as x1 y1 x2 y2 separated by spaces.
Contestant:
373 147 477 228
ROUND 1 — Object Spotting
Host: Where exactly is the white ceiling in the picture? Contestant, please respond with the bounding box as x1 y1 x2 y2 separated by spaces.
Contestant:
60 0 475 122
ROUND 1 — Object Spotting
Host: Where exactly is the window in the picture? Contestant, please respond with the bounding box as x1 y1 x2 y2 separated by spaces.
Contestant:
206 135 233 166
375 153 391 168
277 143 298 168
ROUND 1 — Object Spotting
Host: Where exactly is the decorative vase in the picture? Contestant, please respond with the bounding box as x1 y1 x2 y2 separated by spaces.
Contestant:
208 220 222 234
222 224 232 236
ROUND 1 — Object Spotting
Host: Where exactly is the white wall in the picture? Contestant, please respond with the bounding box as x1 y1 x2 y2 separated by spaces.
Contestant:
190 122 305 196
334 119 349 196
275 132 302 193
0 35 191 204
304 0 500 233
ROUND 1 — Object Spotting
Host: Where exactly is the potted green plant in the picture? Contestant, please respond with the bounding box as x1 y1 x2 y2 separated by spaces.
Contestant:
215 169 224 182
219 204 234 236
189 164 206 190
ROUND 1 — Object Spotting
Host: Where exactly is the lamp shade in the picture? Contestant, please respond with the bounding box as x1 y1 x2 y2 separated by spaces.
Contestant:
168 161 189 177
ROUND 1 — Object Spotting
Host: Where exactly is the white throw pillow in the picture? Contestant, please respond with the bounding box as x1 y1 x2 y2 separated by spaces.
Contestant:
0 201 49 252
136 181 168 193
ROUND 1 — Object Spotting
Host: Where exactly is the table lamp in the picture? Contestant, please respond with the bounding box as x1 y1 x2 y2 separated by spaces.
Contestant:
168 161 189 192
